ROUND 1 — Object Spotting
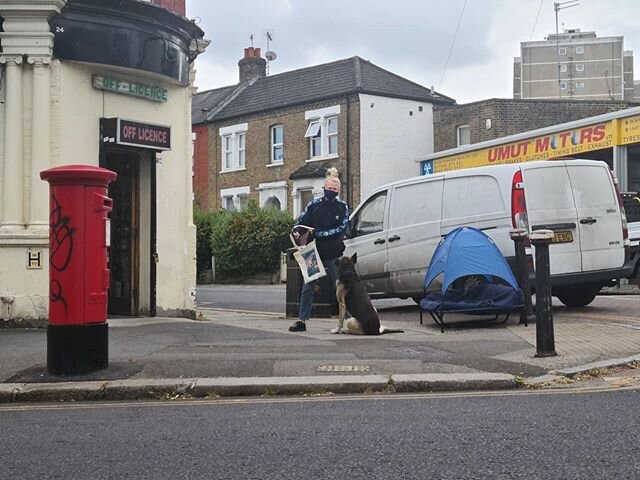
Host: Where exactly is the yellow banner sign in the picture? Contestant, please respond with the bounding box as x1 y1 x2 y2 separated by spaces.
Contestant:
619 115 640 145
428 122 615 174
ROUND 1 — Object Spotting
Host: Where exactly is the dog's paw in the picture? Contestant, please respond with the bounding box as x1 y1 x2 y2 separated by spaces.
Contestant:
330 327 341 334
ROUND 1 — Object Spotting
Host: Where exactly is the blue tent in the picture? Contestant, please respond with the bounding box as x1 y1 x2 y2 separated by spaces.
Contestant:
424 227 519 292
420 227 523 332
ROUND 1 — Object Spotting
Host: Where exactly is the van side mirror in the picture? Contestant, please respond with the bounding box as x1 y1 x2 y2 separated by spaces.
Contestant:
345 222 354 239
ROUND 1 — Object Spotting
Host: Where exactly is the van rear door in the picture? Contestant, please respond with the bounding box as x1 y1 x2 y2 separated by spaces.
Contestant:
566 163 625 271
521 162 582 275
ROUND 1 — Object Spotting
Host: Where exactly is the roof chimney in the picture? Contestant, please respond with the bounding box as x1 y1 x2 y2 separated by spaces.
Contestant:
238 47 267 83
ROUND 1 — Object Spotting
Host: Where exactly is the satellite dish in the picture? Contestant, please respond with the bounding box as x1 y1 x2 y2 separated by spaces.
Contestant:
265 51 278 61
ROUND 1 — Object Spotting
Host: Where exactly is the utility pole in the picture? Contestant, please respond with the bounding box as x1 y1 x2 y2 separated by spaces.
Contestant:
554 1 579 99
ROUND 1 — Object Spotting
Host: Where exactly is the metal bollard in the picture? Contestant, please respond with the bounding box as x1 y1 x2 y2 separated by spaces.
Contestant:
530 230 557 357
285 248 302 318
509 228 535 326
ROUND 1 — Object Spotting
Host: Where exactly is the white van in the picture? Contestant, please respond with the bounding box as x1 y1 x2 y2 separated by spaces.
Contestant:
344 159 632 307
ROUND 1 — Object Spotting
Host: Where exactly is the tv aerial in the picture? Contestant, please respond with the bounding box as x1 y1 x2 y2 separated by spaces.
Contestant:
264 30 277 74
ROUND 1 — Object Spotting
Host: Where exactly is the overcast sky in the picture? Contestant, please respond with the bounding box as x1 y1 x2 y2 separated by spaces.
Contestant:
187 0 640 104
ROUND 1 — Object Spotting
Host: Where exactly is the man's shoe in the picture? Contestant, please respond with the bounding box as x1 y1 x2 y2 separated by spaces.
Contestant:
288 321 306 332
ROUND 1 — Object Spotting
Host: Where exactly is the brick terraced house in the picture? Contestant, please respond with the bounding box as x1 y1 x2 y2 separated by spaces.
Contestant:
192 48 455 216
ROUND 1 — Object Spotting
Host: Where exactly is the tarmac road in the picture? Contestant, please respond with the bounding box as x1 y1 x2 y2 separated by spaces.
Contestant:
2 387 640 479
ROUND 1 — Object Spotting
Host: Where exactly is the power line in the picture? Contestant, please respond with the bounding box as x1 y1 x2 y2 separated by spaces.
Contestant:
530 0 545 40
438 0 467 90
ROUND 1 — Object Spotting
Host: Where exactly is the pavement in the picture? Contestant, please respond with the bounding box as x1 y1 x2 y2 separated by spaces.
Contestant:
2 288 640 403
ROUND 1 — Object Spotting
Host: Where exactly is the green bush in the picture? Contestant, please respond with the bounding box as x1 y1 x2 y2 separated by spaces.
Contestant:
193 206 220 282
194 200 294 281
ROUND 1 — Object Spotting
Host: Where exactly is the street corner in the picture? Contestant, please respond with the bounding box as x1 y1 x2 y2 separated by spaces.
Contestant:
524 357 640 390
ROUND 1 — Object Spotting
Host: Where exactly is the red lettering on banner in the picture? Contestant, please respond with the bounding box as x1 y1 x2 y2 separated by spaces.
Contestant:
487 141 529 162
577 125 606 145
559 131 571 148
592 124 605 142
580 127 593 144
516 141 529 157
535 137 550 153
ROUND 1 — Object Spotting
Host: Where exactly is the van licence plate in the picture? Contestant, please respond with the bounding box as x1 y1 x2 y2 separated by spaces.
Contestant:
552 231 573 243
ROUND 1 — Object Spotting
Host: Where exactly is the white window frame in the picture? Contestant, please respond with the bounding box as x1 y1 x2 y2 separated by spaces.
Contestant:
560 64 568 73
456 124 471 147
576 46 584 54
223 134 233 170
559 47 567 55
219 123 248 172
560 81 567 90
576 80 585 89
305 120 322 158
327 116 338 155
220 186 250 212
258 181 287 211
576 63 584 72
304 105 340 161
270 125 284 163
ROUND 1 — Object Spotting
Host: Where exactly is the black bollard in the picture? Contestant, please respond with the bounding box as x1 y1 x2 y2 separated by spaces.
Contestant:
530 230 557 357
285 248 301 318
509 228 535 326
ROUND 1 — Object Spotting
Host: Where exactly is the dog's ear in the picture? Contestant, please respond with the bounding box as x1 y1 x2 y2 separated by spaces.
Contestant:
350 252 357 264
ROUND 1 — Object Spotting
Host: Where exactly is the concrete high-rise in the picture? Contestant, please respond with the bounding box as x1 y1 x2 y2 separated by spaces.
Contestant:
514 29 635 101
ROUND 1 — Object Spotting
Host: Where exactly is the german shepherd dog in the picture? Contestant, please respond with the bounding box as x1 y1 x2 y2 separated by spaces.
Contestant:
331 253 404 335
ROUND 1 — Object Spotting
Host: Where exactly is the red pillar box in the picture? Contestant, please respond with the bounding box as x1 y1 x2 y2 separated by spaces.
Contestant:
40 165 117 375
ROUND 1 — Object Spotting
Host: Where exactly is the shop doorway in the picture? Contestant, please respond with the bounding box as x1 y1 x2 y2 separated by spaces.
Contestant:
104 151 140 315
102 149 157 317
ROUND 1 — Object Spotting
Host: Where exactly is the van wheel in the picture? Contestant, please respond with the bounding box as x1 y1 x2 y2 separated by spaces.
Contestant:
555 286 599 308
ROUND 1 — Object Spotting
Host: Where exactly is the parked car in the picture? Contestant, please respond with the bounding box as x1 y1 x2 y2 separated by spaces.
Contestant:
344 159 633 307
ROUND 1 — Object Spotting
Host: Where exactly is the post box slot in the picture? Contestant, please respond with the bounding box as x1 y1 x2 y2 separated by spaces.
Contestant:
94 193 113 213
88 292 107 304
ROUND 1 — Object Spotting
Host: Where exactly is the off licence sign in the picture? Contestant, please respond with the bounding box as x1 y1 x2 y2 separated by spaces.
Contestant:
93 75 168 102
102 118 171 151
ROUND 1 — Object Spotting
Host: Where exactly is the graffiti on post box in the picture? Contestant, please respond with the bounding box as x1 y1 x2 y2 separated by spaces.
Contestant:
49 194 75 311
50 279 67 311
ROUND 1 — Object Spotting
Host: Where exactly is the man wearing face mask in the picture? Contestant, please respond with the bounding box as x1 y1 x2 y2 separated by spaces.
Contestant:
289 167 350 332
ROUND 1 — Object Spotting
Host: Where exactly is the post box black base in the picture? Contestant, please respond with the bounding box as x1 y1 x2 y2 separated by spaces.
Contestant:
47 323 108 375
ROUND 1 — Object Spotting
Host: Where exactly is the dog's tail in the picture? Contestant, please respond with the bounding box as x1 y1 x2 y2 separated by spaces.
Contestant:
379 326 404 335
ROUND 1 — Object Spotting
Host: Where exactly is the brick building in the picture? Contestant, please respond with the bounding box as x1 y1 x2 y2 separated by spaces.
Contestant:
434 98 639 152
192 49 455 216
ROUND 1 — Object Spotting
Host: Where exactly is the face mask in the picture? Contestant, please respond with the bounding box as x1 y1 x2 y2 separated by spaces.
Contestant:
324 189 338 201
